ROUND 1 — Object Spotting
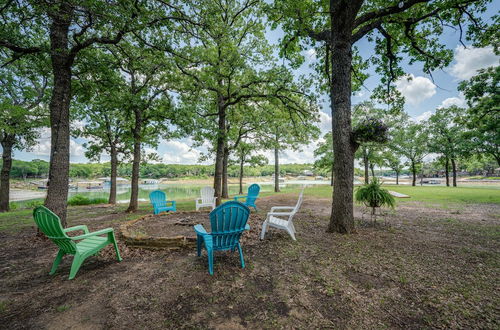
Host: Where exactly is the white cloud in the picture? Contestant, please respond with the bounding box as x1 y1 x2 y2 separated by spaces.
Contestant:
449 46 499 80
70 140 85 157
304 48 317 60
318 111 331 135
160 140 202 164
395 74 436 106
437 93 466 109
413 111 433 123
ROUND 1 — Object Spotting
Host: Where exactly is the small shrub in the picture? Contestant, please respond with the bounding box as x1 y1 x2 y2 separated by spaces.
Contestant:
68 195 107 206
26 200 43 208
8 202 17 211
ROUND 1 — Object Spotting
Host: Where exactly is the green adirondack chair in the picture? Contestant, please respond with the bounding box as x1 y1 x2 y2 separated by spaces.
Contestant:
33 206 122 280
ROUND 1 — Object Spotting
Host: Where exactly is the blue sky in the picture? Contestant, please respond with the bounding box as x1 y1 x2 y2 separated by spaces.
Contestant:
10 3 500 165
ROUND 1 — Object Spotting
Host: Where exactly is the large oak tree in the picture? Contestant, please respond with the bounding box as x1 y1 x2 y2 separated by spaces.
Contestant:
268 0 493 233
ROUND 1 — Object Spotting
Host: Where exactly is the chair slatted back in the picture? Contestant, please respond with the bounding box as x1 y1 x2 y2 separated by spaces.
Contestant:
245 184 260 206
209 201 250 250
293 187 305 214
149 190 167 208
201 186 215 204
33 206 76 254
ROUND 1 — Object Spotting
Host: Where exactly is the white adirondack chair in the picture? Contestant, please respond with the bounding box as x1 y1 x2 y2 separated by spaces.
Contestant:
260 187 305 241
196 186 216 211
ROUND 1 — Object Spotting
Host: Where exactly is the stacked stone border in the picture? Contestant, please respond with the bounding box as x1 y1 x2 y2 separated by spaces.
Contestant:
120 211 202 250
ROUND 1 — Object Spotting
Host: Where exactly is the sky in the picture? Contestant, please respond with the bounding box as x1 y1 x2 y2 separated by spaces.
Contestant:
9 3 500 166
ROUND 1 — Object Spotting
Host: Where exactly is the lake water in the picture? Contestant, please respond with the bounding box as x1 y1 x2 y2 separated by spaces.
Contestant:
60 180 332 203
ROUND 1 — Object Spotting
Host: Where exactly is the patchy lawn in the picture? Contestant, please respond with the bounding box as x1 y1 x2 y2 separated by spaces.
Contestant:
0 192 499 329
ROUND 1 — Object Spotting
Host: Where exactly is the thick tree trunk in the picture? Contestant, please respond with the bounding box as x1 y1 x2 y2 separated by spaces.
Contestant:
451 158 457 187
222 146 229 198
109 146 118 204
330 161 334 186
328 8 357 233
239 155 244 195
0 136 14 212
274 147 280 193
445 157 450 187
213 97 226 206
127 111 142 212
45 7 73 227
411 162 417 186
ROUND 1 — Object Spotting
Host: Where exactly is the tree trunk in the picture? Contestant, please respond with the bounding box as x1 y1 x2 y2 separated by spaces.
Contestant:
411 162 417 186
239 155 244 195
328 7 357 234
127 110 142 212
363 149 369 184
44 6 73 227
445 157 450 187
213 97 226 206
0 136 14 212
330 161 334 186
451 158 457 187
222 146 229 198
108 146 118 204
370 162 375 179
274 146 280 193
395 171 399 185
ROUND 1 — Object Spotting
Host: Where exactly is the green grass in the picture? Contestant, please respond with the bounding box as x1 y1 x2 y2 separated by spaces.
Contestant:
299 185 500 205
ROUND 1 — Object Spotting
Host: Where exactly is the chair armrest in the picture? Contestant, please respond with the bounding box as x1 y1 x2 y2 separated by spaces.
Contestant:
234 195 247 201
270 206 295 211
245 224 250 231
64 225 89 234
267 212 293 216
194 224 209 236
166 200 176 205
70 228 114 240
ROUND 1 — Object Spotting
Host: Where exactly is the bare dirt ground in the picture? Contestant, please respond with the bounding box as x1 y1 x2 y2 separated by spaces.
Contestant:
1 195 499 329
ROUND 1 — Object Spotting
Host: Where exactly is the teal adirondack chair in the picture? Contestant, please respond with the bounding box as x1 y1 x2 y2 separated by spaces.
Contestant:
33 206 122 280
234 183 260 210
194 201 250 275
149 190 176 214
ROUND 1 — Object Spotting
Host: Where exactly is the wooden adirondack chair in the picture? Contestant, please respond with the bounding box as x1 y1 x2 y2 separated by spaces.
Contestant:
149 190 176 214
260 187 305 241
33 206 122 280
234 183 260 211
194 201 250 275
196 186 216 210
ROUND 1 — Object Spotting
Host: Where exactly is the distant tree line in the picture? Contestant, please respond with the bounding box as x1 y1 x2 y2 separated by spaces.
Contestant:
4 159 319 180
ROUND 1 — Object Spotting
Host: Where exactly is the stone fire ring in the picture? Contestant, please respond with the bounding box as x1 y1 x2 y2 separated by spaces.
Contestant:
120 211 207 250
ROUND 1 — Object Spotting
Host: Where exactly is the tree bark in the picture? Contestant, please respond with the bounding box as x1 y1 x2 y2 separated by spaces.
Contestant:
222 146 229 198
411 161 417 186
239 155 244 195
369 162 375 179
0 136 14 212
445 157 450 187
451 158 457 187
274 146 280 192
127 110 142 212
330 161 334 186
109 145 118 204
44 5 73 227
327 4 357 233
213 96 226 206
395 171 399 185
